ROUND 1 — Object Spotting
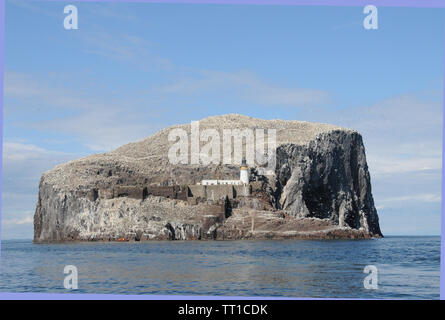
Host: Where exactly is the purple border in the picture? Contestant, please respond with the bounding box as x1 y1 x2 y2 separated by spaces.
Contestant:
0 0 443 300
0 0 4 277
46 0 445 8
441 9 445 301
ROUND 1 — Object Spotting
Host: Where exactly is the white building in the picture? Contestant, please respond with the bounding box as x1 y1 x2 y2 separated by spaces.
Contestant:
200 160 249 186
201 180 242 186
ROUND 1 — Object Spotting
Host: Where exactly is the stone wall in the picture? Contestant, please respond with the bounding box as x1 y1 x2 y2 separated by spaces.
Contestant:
115 186 144 199
233 184 251 197
145 185 188 201
91 185 189 201
188 185 206 199
205 185 234 201
85 182 255 206
188 184 238 201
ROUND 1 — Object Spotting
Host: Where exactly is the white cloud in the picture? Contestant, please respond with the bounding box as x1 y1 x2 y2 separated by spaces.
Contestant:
305 91 443 230
4 71 108 112
1 142 80 238
4 71 164 152
338 93 442 138
34 108 161 152
4 68 331 153
2 141 75 164
2 215 34 226
378 193 441 204
367 155 442 176
332 93 443 178
1 141 77 206
3 142 64 162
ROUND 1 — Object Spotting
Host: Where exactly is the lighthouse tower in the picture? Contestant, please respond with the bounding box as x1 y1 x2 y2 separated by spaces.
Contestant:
240 159 249 184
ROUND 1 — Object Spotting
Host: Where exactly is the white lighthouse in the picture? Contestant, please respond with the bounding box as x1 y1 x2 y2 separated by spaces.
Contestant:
200 159 250 186
240 159 249 184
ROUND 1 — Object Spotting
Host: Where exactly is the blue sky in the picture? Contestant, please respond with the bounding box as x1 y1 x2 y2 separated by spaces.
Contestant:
1 1 444 238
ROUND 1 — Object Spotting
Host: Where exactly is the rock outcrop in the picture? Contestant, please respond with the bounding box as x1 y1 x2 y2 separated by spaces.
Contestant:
33 114 382 242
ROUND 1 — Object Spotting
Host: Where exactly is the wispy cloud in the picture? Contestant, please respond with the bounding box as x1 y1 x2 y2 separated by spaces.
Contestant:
80 30 174 71
300 90 443 225
82 3 142 22
3 142 69 162
367 155 441 176
34 108 162 152
2 141 77 185
155 70 330 108
378 193 441 204
4 71 106 112
333 93 443 178
1 142 78 236
4 71 165 151
2 215 34 226
8 0 59 18
5 67 331 152
9 0 173 72
345 94 442 134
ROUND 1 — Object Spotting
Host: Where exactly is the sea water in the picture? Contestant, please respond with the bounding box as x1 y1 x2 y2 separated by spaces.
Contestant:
0 236 440 299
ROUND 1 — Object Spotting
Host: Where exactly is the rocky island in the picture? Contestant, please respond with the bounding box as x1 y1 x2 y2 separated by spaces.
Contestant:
33 114 382 242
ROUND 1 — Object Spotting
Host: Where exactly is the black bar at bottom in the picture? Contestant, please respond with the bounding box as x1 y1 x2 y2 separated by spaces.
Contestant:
0 299 442 318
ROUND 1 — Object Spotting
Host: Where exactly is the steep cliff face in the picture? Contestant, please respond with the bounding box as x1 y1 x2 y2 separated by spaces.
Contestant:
33 114 382 242
275 130 381 236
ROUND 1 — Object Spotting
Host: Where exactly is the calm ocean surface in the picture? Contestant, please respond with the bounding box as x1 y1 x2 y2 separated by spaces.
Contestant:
0 236 440 299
